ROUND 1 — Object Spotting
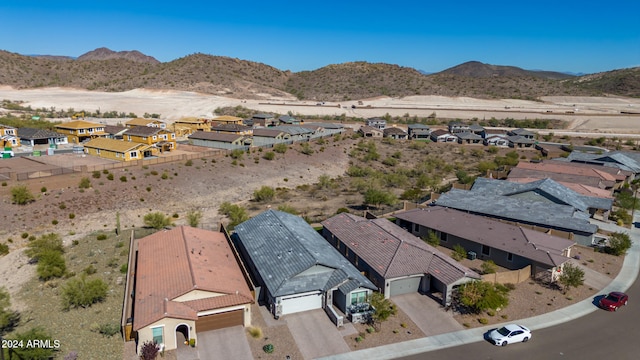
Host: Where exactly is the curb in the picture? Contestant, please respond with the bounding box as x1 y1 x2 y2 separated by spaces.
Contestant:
318 225 640 360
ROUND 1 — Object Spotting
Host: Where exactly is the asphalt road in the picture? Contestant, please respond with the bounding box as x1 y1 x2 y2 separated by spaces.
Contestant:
401 265 640 360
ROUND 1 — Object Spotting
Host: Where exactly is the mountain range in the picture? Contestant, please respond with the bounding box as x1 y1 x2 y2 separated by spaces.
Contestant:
1 47 638 101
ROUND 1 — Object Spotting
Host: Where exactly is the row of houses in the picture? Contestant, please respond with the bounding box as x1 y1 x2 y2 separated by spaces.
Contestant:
131 200 585 354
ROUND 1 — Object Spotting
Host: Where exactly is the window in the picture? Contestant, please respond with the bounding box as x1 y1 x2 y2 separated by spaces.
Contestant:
152 327 164 345
171 133 175 139
96 149 100 154
482 245 491 256
161 134 167 140
116 152 120 158
152 136 157 140
507 252 513 262
413 223 420 233
142 137 147 141
439 231 447 242
78 129 85 134
355 256 359 266
130 151 138 158
350 291 367 305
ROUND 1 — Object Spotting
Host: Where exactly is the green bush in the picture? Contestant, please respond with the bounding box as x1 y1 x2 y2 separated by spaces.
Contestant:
273 143 288 154
218 202 249 230
185 159 193 166
143 212 174 229
83 265 97 275
96 234 107 241
0 243 8 256
451 244 467 261
481 260 497 274
98 323 120 337
606 232 632 256
40 187 47 193
36 249 67 280
254 186 276 202
92 170 101 179
457 281 510 313
61 275 108 310
120 264 128 274
79 177 91 189
106 173 114 181
262 344 274 353
10 185 35 205
119 176 127 182
262 151 275 160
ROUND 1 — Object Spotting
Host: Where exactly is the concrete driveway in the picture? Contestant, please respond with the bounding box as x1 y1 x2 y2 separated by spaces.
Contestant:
393 293 464 336
285 309 351 359
177 325 253 360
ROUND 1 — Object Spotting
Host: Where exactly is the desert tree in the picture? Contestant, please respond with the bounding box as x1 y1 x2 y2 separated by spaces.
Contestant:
143 212 174 229
557 263 585 294
187 210 203 227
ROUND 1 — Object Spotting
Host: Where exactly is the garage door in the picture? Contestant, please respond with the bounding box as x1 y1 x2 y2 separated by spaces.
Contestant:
389 276 422 297
196 309 244 332
281 292 323 315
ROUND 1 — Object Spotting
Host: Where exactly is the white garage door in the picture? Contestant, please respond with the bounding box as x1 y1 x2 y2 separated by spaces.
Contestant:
281 292 323 315
389 276 422 297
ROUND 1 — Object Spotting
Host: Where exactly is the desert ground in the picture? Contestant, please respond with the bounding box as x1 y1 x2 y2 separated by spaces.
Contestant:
1 86 640 134
0 87 636 358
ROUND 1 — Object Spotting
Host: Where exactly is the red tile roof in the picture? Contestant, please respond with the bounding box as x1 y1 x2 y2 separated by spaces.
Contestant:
321 213 480 285
133 226 252 330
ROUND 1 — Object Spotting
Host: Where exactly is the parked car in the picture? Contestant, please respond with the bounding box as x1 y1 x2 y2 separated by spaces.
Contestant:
599 291 628 311
488 324 532 346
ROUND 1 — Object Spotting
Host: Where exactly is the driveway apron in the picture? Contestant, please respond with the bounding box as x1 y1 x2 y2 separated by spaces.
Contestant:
179 326 253 360
285 309 351 359
393 293 464 336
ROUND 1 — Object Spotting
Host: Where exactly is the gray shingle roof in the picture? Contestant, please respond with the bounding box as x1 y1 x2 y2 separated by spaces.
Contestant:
434 189 598 235
321 214 480 285
508 128 535 136
471 177 612 211
565 151 640 173
188 132 246 142
507 135 535 144
394 208 574 267
407 124 430 130
276 125 314 135
233 210 375 297
457 132 483 140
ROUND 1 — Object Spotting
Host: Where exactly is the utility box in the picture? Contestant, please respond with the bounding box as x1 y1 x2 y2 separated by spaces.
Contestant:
467 251 477 260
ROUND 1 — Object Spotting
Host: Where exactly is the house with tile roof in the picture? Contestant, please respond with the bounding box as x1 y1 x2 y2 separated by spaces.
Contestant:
507 128 536 139
188 132 252 150
407 124 431 140
251 128 292 147
132 226 253 354
394 207 575 281
383 127 408 140
54 120 106 143
124 126 177 153
430 129 457 143
124 118 167 129
358 125 383 138
365 117 386 130
103 125 129 140
484 134 510 147
83 137 153 161
210 123 253 136
321 213 480 306
508 160 622 190
232 210 376 322
507 135 535 148
434 188 598 246
471 177 613 219
18 127 68 147
457 132 483 145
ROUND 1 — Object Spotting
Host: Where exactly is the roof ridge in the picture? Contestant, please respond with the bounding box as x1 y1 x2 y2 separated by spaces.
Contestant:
180 226 198 290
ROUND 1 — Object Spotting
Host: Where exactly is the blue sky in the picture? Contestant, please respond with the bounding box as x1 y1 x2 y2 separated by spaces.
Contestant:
2 0 638 74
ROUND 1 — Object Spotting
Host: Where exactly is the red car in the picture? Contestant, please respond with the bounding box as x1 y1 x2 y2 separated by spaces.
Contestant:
599 291 629 311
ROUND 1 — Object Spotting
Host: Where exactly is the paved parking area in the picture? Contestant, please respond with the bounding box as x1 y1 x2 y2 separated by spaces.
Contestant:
393 293 464 336
285 309 351 359
177 326 253 360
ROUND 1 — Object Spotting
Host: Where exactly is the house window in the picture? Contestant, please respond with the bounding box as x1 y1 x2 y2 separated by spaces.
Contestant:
152 136 157 140
161 135 167 140
350 291 367 305
171 134 175 139
130 151 138 158
152 326 164 345
78 129 85 134
344 247 349 258
116 152 120 158
507 253 513 262
439 231 447 242
355 256 359 266
96 149 100 154
482 245 491 256
142 137 147 141
413 223 420 233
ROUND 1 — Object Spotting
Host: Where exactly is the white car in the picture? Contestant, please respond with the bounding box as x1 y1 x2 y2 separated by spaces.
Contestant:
488 324 532 346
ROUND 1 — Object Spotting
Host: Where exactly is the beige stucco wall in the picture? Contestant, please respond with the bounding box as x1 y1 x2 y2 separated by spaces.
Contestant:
173 290 225 302
137 318 196 354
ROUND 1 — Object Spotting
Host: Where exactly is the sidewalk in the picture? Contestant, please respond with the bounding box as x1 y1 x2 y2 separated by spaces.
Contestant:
319 216 640 360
